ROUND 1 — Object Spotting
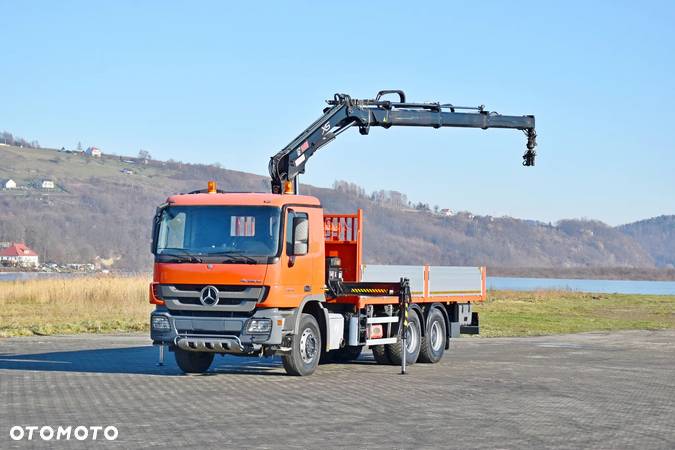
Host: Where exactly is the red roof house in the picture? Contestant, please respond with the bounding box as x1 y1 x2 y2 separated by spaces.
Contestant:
0 243 39 267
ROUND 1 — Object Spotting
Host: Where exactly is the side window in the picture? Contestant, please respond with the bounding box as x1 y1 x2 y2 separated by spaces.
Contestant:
159 211 186 249
286 211 309 255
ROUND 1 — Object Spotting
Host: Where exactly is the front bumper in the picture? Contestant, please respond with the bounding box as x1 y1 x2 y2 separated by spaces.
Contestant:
151 308 288 354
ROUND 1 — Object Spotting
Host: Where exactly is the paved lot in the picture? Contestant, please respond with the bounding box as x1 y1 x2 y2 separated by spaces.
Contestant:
1 331 674 449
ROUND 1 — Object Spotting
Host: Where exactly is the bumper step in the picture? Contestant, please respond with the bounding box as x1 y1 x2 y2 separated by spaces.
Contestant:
175 336 244 353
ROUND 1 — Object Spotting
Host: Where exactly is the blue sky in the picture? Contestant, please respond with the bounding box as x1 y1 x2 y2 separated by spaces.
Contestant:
1 1 673 225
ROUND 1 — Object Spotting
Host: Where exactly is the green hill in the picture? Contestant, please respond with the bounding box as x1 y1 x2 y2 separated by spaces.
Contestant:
0 144 671 274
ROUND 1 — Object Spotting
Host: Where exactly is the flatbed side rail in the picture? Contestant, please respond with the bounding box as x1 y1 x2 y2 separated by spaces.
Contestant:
361 264 486 302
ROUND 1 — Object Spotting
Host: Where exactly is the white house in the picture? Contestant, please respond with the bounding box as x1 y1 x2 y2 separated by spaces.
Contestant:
41 180 55 189
3 179 16 189
0 243 39 267
86 147 102 157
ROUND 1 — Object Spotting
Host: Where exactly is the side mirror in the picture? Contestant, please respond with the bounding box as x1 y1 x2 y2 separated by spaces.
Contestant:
292 217 309 256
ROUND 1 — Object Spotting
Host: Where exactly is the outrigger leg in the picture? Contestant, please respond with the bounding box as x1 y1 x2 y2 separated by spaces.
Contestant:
157 344 165 366
399 278 411 375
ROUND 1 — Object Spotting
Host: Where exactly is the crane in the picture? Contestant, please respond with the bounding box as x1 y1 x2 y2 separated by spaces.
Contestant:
269 90 537 194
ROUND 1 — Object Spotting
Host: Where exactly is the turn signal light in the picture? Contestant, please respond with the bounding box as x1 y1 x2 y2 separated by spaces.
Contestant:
207 180 217 194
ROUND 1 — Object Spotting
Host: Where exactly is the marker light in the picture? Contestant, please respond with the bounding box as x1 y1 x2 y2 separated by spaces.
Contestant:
207 180 217 193
149 283 165 305
283 180 294 194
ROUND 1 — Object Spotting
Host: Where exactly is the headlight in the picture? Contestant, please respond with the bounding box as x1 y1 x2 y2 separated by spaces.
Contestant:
151 315 171 331
246 319 272 334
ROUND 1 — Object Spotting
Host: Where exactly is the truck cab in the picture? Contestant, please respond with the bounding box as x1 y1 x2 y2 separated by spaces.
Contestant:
150 190 331 372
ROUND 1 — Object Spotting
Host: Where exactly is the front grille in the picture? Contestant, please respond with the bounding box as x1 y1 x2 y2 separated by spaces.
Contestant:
172 284 249 293
171 309 255 318
157 284 266 314
174 297 247 306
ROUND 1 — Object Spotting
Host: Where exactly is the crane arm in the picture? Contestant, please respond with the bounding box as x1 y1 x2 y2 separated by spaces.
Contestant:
269 90 537 194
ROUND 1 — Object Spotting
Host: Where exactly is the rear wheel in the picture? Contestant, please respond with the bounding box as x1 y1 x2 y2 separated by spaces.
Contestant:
371 345 393 365
332 345 363 362
282 314 321 376
387 311 421 365
419 308 446 363
175 349 214 374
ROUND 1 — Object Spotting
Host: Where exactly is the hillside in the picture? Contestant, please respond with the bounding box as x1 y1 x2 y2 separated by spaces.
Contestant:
0 144 672 274
619 216 675 268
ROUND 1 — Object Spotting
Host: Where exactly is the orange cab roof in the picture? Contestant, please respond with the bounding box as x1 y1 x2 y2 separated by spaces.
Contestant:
166 192 321 207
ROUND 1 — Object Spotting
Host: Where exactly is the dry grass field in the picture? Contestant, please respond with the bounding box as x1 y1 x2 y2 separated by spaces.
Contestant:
0 276 151 337
1 276 674 338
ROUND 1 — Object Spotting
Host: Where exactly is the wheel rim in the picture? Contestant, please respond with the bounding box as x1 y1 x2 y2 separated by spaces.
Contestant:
430 320 443 351
405 322 418 353
299 327 317 364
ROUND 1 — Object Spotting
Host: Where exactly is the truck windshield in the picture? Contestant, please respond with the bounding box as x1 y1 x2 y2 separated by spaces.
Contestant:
155 205 281 260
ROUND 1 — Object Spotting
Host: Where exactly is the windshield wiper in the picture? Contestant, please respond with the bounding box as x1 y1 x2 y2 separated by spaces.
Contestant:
208 251 258 264
159 249 204 263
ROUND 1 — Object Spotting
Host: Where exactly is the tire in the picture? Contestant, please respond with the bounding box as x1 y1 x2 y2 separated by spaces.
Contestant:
282 314 321 376
332 345 363 362
371 345 393 365
418 308 447 363
175 349 214 374
387 311 421 366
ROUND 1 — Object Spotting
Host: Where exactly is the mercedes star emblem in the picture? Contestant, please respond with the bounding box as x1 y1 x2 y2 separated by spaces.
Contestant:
199 285 219 306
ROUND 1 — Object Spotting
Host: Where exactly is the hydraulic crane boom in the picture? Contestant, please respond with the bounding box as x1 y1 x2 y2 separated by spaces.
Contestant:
269 90 537 194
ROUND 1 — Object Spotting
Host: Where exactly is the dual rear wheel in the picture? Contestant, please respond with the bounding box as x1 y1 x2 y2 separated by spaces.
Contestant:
371 308 446 365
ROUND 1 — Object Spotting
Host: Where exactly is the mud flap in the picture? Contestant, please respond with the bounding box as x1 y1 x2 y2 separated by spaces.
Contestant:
460 312 480 335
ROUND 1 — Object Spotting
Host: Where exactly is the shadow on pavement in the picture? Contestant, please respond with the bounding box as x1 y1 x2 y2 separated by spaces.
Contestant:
0 346 289 376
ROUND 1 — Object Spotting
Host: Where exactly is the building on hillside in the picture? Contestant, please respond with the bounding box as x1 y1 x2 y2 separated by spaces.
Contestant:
86 146 102 157
3 179 16 189
439 208 455 216
41 180 55 189
0 243 39 267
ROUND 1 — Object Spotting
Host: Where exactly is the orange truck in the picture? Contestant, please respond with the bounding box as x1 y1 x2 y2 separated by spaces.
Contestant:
149 90 536 375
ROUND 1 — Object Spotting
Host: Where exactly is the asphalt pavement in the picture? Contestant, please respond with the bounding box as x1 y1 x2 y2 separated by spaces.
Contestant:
1 330 674 449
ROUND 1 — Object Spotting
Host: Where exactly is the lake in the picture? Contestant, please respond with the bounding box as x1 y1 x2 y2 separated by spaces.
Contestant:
488 276 675 296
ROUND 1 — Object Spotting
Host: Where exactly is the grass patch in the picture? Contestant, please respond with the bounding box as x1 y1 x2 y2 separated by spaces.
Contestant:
475 290 675 337
1 278 674 338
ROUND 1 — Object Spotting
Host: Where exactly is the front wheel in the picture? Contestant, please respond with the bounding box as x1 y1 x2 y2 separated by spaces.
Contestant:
282 314 321 376
175 349 214 374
